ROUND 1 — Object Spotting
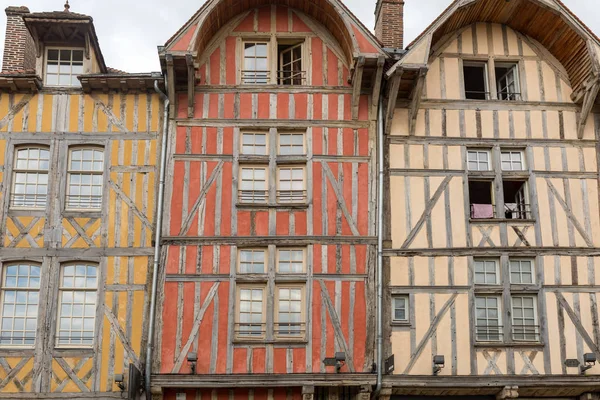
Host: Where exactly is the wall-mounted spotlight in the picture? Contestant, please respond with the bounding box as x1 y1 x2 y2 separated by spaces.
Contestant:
114 374 125 392
580 353 596 374
187 352 198 374
323 352 346 373
433 355 445 375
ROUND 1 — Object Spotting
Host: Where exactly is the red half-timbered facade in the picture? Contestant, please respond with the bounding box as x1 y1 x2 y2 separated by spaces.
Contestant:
152 0 385 399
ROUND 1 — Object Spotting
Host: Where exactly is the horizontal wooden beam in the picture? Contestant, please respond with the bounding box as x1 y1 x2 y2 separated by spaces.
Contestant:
384 247 600 257
161 236 377 245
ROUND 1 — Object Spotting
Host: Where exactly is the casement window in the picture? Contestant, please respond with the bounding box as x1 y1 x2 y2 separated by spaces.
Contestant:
467 150 491 171
278 41 304 85
511 295 539 341
392 295 409 323
496 63 521 101
239 249 267 274
66 147 104 210
469 180 495 219
239 166 268 203
277 166 306 203
275 286 304 336
278 132 305 155
463 62 489 100
475 296 502 341
11 146 50 209
0 263 40 346
510 259 534 284
242 42 269 84
57 264 97 347
501 151 525 171
237 287 265 337
474 259 499 285
277 248 305 273
45 48 84 87
241 132 268 155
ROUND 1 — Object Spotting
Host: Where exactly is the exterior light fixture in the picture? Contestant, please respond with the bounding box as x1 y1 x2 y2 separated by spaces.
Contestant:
323 352 346 373
433 355 445 375
187 352 198 374
114 374 125 391
581 353 596 374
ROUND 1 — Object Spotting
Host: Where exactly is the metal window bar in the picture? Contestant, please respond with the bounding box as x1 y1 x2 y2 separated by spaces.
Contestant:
498 91 522 101
475 325 504 342
511 324 540 342
66 195 102 210
241 70 270 84
238 190 269 204
234 322 266 337
470 203 496 219
504 203 531 220
10 194 47 208
275 322 306 336
276 190 307 204
277 70 306 86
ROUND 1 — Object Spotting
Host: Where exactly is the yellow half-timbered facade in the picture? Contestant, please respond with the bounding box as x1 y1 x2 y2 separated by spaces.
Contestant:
0 5 163 398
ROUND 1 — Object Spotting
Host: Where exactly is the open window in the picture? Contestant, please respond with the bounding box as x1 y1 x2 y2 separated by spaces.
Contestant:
496 63 520 101
503 180 529 219
469 180 494 219
278 40 304 85
463 61 489 100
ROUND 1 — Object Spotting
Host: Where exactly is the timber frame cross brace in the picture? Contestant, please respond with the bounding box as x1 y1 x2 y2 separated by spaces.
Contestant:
577 77 600 139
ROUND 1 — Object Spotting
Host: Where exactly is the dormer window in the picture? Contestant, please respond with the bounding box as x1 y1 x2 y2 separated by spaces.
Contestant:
45 48 84 87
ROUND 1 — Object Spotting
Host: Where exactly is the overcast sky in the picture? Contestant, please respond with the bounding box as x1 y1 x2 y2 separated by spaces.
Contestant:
0 0 598 72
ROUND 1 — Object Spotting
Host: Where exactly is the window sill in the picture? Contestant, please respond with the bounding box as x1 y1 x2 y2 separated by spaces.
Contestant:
53 347 95 356
391 321 411 327
238 156 269 164
233 338 307 345
236 203 309 210
276 156 307 164
470 218 536 224
474 341 544 348
63 210 102 217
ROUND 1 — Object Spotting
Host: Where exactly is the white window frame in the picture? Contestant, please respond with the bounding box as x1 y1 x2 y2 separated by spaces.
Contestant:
501 150 525 171
239 166 268 204
0 263 41 347
241 132 268 156
236 286 266 339
238 249 267 274
275 285 305 338
66 146 104 210
496 62 521 101
511 295 538 342
277 248 305 274
276 166 306 204
510 259 535 284
392 295 409 323
475 295 502 342
463 61 490 100
44 47 85 88
467 149 492 171
278 132 305 156
474 259 500 285
56 263 98 348
242 41 270 84
11 146 50 209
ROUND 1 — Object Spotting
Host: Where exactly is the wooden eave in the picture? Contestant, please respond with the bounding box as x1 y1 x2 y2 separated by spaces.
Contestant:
78 73 164 93
0 74 42 92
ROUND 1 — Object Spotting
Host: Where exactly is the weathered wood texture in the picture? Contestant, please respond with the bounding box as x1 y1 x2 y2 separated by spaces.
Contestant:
0 91 161 395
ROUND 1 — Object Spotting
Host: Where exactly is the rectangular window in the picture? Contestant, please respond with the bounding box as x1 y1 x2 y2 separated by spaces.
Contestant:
237 287 265 337
239 249 266 274
276 287 303 337
67 147 104 210
463 62 489 100
511 296 538 341
277 249 305 273
277 167 305 203
239 167 268 203
278 41 304 85
0 264 40 346
474 259 499 285
496 63 520 101
475 296 502 341
392 296 408 323
510 259 534 284
469 180 494 219
242 42 269 84
11 147 50 209
45 48 84 87
501 151 525 171
241 133 267 155
503 180 529 219
468 150 491 171
278 132 305 155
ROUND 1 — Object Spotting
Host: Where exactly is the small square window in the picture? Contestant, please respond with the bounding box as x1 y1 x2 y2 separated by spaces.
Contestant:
468 150 491 171
239 249 266 274
392 296 409 323
277 249 305 273
501 151 525 171
510 259 534 284
474 259 499 285
241 133 267 155
278 133 305 155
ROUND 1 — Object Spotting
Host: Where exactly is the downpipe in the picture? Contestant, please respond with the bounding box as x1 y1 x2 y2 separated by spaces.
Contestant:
145 79 170 400
375 94 384 396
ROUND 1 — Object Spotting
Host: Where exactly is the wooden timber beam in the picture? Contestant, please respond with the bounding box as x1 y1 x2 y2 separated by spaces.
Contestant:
351 56 365 120
371 55 386 120
409 67 429 135
166 54 176 116
186 54 195 118
385 68 403 135
577 78 600 139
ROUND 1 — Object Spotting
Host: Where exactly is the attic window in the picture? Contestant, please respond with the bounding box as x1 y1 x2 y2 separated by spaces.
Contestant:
496 63 521 101
45 48 84 87
463 62 489 100
278 41 304 85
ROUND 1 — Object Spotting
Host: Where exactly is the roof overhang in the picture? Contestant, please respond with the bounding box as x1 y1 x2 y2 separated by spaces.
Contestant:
0 73 42 92
78 72 164 93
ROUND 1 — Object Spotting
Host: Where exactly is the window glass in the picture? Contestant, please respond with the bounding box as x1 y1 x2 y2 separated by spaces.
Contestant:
496 64 520 101
511 296 538 341
277 167 305 203
241 133 267 155
279 133 305 155
238 288 264 336
67 147 104 210
277 287 302 336
45 48 84 87
392 296 408 322
0 264 40 346
475 296 502 341
501 151 524 171
510 260 534 284
474 260 499 285
239 167 268 203
278 42 303 85
57 264 97 346
243 43 269 84
239 250 266 274
12 147 50 208
467 150 491 171
278 249 304 273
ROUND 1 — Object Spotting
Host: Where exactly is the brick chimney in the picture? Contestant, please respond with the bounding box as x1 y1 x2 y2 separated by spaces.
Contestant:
375 0 404 50
2 6 35 73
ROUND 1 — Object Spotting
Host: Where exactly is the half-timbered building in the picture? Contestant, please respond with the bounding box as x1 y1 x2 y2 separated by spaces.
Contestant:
382 0 600 398
0 4 163 397
151 0 386 399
